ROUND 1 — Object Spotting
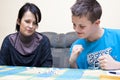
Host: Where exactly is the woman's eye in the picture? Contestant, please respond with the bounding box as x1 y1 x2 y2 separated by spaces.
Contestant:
25 20 30 23
33 22 38 26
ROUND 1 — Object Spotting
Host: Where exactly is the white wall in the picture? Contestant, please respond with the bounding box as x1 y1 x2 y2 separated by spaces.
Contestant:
0 0 120 47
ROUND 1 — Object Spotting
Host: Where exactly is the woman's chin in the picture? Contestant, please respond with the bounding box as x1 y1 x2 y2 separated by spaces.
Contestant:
24 33 33 37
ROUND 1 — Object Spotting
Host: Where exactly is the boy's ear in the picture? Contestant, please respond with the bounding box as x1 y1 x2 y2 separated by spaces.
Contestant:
17 19 20 25
95 19 100 25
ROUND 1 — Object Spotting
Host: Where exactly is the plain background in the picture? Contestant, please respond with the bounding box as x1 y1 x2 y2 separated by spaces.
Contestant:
0 0 120 47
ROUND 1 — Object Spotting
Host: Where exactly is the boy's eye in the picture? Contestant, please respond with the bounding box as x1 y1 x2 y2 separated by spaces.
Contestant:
73 24 75 26
73 23 76 27
73 23 86 29
73 23 76 29
80 25 85 29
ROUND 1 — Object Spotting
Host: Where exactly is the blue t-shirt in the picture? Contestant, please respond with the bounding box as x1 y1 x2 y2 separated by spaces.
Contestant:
70 28 120 69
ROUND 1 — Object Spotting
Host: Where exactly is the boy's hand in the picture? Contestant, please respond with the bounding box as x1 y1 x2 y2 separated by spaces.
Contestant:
69 45 83 68
98 54 120 70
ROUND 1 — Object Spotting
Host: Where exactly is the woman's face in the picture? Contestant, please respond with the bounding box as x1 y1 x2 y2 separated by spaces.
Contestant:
18 10 38 37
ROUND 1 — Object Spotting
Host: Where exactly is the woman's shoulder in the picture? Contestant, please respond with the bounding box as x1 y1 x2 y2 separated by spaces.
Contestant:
35 32 50 43
1 33 18 48
36 32 49 39
3 33 17 41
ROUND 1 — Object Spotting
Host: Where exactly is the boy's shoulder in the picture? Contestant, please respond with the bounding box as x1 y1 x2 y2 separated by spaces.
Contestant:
105 28 120 32
104 28 120 34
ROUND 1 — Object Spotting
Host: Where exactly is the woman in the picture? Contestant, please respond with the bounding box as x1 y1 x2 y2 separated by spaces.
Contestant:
0 3 53 67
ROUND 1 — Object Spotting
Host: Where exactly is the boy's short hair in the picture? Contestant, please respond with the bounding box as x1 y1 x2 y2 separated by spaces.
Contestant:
71 0 102 23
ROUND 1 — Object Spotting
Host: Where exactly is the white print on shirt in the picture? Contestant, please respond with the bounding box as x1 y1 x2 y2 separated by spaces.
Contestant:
87 48 112 69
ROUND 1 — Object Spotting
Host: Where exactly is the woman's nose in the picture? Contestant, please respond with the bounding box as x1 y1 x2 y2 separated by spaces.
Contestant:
29 23 33 28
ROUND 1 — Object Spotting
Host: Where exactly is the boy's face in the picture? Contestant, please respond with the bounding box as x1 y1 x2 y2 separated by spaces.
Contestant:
72 15 98 39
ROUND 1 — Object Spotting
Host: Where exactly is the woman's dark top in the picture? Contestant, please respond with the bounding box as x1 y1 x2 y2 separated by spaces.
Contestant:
0 33 53 67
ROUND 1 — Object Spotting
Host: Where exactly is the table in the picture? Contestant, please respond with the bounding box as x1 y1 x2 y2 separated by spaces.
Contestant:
0 66 119 80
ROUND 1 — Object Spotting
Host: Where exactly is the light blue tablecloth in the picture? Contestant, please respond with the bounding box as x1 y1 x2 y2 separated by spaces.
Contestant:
0 66 106 80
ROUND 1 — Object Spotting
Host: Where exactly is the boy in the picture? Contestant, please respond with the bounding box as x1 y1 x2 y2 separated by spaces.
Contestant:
69 0 120 70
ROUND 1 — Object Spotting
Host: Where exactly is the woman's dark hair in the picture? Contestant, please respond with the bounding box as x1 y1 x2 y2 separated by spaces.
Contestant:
71 0 102 23
16 2 41 31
